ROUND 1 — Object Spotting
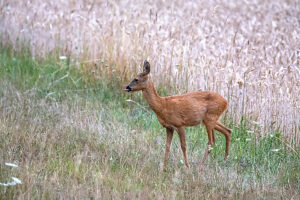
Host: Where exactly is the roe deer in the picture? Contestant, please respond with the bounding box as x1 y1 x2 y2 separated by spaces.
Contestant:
124 60 232 171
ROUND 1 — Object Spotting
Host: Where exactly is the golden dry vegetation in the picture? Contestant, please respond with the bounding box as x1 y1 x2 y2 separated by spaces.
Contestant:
0 1 300 198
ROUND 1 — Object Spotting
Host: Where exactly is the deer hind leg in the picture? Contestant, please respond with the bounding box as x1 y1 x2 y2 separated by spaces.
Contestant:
163 127 174 171
212 128 216 145
215 121 232 159
198 122 216 171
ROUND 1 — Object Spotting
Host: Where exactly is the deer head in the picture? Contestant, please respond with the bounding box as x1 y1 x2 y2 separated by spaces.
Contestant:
124 60 150 92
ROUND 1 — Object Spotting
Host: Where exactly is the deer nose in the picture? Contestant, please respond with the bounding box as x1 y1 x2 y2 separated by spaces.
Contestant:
124 85 132 92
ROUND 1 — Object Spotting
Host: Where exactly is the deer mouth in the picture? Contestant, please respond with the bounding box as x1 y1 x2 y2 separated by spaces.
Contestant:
124 86 132 92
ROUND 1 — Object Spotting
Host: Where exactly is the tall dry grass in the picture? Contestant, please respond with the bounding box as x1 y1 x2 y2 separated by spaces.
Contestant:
0 69 298 199
0 0 299 143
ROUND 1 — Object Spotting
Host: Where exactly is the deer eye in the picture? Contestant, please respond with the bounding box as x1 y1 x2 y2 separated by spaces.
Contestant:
134 78 139 82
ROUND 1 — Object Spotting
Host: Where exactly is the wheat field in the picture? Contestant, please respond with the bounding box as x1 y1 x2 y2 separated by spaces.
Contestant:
0 0 299 143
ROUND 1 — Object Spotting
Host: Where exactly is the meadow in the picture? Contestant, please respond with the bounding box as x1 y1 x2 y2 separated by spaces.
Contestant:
0 44 299 199
0 0 299 199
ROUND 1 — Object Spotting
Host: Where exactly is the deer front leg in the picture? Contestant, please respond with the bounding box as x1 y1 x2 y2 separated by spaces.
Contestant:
163 127 174 171
178 127 190 168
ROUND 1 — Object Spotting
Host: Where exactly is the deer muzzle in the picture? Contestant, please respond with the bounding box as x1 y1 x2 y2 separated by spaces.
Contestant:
124 85 132 92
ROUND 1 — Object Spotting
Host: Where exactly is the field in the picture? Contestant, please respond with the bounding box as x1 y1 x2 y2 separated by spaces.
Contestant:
0 46 299 199
1 0 299 143
0 0 299 199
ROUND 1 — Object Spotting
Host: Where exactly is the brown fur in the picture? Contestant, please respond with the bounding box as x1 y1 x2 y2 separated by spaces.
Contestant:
125 61 232 171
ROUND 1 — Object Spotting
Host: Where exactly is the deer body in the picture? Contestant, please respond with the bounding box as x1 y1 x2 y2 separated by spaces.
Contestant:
125 61 232 171
142 79 227 130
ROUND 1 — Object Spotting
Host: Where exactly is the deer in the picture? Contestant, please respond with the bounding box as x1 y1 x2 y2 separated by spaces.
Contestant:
124 60 232 171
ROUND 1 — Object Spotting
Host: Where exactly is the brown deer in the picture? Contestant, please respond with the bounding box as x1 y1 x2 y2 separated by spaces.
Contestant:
124 60 232 171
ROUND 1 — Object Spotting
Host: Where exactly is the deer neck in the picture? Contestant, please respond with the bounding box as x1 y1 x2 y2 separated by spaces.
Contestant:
142 78 164 115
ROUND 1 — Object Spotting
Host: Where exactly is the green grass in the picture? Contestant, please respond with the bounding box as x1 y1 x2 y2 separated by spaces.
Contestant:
0 46 299 199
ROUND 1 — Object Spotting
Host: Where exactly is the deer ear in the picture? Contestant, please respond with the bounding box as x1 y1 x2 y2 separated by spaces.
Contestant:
142 60 150 75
